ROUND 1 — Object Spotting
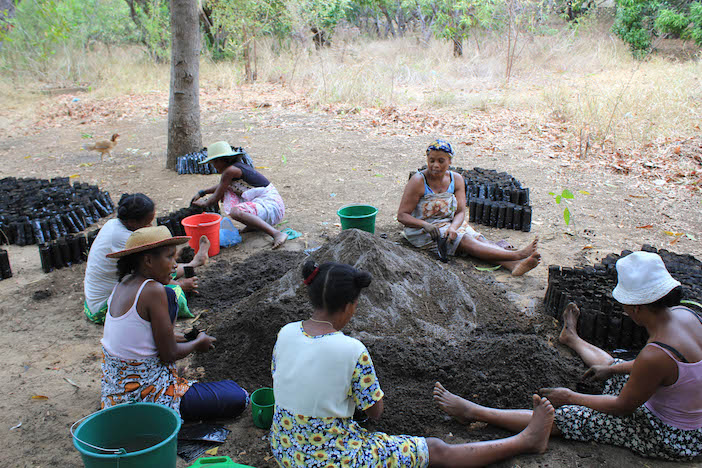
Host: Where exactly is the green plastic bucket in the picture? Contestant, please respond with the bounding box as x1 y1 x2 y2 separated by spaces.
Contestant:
71 402 181 468
337 205 378 234
250 387 275 429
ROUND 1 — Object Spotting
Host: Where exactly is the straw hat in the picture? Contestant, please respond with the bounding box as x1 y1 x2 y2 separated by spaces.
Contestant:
611 251 681 305
199 141 244 165
106 226 190 258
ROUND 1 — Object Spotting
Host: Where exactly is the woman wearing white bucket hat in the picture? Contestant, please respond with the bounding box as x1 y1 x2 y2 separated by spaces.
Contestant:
433 251 702 460
191 141 288 249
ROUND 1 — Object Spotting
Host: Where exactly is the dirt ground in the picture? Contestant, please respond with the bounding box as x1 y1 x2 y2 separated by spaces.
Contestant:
0 90 700 467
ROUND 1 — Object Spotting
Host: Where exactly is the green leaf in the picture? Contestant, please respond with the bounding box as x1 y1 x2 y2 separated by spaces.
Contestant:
281 154 287 164
564 206 571 225
81 133 92 139
555 195 562 204
562 189 575 199
578 190 591 195
474 265 501 271
548 192 556 196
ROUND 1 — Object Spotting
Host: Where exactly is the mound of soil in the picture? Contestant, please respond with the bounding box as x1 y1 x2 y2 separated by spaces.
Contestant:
195 230 599 440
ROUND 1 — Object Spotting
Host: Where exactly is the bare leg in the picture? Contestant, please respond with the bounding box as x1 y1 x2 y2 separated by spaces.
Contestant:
468 237 541 275
427 394 554 467
559 303 614 368
459 236 538 263
229 208 287 249
174 236 210 278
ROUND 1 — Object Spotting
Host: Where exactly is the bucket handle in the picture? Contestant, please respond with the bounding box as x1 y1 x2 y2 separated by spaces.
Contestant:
70 412 127 455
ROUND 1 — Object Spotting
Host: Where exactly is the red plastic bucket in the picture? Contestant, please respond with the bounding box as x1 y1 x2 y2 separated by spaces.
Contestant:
181 213 222 257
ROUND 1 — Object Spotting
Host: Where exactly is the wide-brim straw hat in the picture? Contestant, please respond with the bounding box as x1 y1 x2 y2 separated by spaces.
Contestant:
106 226 190 258
611 251 681 305
199 141 245 165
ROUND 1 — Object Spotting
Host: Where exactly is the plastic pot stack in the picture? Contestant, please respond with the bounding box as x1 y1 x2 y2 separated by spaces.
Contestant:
544 245 702 351
177 148 213 175
156 205 220 237
410 166 532 232
0 249 11 280
37 229 97 274
0 177 114 246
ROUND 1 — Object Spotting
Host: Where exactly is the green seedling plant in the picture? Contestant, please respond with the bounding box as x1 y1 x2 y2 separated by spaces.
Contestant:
548 188 591 228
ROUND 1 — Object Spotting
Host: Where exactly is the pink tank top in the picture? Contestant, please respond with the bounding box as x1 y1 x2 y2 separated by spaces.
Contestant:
101 279 158 360
644 343 702 430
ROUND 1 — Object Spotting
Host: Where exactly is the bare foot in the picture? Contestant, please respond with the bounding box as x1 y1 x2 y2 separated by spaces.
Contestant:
190 236 210 267
272 231 288 250
515 237 539 259
519 395 554 454
432 382 480 424
511 252 541 276
558 302 580 345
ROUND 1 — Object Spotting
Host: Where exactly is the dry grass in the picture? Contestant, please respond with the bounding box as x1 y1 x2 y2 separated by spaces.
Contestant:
1 17 700 149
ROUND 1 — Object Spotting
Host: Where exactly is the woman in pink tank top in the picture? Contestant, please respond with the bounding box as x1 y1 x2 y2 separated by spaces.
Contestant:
432 251 702 460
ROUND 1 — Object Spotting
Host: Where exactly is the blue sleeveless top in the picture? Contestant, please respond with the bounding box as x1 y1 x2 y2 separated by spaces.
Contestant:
421 171 455 195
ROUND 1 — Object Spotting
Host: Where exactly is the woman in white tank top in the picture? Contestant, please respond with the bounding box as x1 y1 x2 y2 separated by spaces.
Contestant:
100 226 249 420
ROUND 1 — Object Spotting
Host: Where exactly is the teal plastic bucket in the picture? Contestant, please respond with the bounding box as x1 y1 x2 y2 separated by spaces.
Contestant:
337 205 378 234
71 402 181 468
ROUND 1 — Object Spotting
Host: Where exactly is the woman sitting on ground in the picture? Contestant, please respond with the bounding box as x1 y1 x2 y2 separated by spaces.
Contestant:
101 226 248 420
84 193 209 323
191 141 288 249
397 139 540 276
434 251 702 460
270 260 556 468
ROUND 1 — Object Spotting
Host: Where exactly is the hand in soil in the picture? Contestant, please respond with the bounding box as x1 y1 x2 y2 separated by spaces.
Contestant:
538 387 573 409
184 326 200 342
432 381 477 424
583 364 614 381
194 333 217 352
511 251 541 276
272 231 288 250
179 276 199 293
521 395 555 454
558 302 580 346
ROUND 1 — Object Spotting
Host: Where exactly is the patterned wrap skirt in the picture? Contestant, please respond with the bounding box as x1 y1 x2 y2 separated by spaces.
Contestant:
555 360 702 460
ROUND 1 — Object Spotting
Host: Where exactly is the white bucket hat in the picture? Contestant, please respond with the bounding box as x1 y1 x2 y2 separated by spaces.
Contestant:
199 141 244 165
612 251 681 305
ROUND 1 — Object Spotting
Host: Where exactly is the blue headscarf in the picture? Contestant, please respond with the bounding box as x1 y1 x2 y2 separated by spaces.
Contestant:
426 139 454 157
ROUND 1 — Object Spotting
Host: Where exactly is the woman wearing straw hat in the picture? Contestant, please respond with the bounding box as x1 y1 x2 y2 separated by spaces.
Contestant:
191 141 288 249
100 226 248 420
433 252 702 460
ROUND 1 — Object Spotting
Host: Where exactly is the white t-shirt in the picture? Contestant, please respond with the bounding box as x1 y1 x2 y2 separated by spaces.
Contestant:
84 219 132 313
272 321 373 419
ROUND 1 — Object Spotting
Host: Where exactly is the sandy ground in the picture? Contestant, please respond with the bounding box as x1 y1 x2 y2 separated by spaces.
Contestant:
0 93 700 467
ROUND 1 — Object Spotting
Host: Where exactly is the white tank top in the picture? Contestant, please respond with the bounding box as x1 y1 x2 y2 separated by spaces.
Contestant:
101 279 159 360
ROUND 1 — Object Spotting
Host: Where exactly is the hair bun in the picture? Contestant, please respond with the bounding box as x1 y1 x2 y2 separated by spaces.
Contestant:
301 260 318 280
354 271 372 289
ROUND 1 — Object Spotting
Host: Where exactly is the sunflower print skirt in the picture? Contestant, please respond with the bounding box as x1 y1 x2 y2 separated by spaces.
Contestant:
270 406 429 468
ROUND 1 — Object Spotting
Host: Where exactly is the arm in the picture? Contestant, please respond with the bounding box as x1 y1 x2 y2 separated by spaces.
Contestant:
397 174 440 239
192 166 243 207
365 398 384 420
584 359 634 380
144 283 215 363
446 172 466 239
542 347 673 416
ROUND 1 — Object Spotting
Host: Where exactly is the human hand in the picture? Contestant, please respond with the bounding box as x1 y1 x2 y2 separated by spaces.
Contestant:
423 222 441 240
194 333 216 352
191 192 202 204
539 387 573 408
174 332 187 343
192 198 207 208
179 276 199 293
445 227 458 241
584 364 613 381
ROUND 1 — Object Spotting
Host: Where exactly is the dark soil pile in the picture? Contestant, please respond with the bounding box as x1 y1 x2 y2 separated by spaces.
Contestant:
195 229 599 439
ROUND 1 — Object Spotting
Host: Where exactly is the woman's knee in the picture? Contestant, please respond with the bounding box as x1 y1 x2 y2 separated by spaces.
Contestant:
180 380 249 421
229 208 244 221
458 235 478 256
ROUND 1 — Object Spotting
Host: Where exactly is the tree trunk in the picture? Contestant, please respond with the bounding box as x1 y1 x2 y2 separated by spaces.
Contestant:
379 6 396 38
452 36 463 57
166 0 201 170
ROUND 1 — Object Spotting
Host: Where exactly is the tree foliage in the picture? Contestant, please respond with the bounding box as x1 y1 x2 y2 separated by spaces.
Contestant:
613 0 702 56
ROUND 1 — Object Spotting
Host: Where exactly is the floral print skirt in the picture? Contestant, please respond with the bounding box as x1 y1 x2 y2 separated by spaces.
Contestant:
555 362 702 460
270 406 429 468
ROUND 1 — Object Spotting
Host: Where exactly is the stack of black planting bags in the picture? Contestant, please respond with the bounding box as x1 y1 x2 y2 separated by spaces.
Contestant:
410 166 532 231
0 177 113 246
544 245 702 351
